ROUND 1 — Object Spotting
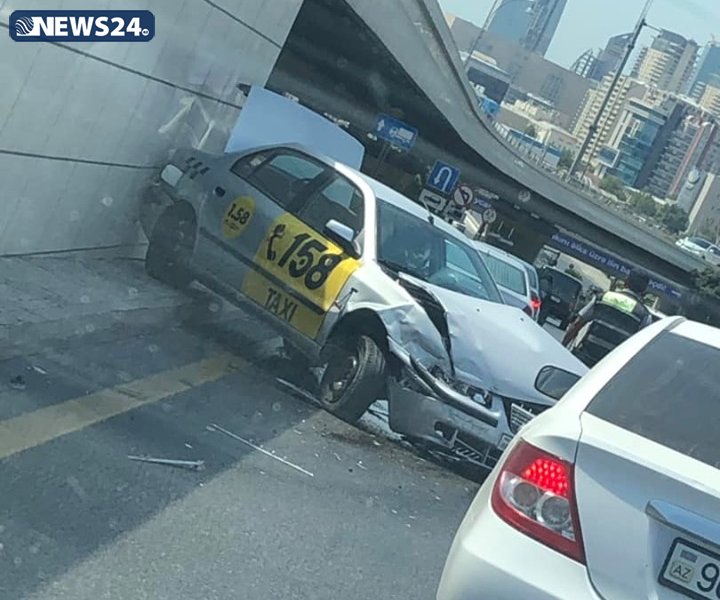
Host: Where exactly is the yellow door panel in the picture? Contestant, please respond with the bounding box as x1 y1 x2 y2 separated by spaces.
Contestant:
246 212 361 314
242 271 326 339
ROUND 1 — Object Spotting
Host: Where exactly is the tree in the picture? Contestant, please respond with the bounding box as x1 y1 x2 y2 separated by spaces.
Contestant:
558 149 574 170
599 176 627 201
629 192 657 217
661 204 689 234
695 267 720 297
524 124 538 138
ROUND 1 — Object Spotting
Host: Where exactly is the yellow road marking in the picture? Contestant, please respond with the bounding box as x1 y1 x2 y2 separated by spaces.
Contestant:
0 352 245 461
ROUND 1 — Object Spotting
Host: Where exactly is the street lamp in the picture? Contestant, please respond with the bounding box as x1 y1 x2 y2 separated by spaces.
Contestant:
463 0 536 66
565 0 655 181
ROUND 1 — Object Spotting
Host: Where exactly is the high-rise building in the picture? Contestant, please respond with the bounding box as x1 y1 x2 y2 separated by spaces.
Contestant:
687 173 720 236
602 97 678 187
486 0 566 57
573 75 648 155
632 30 698 94
690 42 720 101
524 0 567 56
699 83 720 119
486 0 534 47
646 109 717 199
592 33 632 81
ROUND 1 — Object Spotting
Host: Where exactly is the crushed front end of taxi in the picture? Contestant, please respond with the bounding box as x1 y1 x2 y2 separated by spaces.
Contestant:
380 278 587 471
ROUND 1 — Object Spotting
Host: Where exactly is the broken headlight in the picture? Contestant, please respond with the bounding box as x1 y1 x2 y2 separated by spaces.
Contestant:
430 366 491 407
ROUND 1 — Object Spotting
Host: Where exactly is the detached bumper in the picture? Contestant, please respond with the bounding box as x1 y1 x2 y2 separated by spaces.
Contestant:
387 362 516 470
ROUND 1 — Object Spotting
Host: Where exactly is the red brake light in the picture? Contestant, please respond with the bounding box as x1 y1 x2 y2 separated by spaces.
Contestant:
491 441 585 564
530 296 542 311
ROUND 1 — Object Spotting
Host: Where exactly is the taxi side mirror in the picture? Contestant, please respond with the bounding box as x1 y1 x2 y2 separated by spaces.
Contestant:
324 219 360 259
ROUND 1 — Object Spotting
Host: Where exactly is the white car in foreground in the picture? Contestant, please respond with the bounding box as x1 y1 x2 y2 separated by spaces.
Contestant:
438 316 720 600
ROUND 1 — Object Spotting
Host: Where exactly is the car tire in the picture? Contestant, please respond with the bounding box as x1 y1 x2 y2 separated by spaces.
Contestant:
319 334 386 423
145 206 195 289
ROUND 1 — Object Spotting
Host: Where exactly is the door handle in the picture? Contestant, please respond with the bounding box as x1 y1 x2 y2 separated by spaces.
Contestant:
214 186 226 197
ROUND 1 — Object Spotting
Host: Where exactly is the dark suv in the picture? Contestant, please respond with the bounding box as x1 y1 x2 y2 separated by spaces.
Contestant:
537 267 584 329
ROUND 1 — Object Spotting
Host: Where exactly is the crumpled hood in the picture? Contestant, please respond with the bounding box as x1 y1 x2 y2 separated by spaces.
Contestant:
406 278 588 405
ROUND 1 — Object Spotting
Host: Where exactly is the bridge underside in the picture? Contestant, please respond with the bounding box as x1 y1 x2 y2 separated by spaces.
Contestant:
268 0 701 292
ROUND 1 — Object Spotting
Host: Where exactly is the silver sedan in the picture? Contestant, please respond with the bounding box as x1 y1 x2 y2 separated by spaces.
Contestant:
140 143 586 469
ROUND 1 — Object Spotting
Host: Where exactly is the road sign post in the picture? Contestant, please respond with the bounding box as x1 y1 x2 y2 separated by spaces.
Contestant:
374 114 418 151
372 141 391 177
427 160 460 195
453 184 474 209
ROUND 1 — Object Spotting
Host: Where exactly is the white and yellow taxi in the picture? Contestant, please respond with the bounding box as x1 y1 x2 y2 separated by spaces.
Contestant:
140 143 586 469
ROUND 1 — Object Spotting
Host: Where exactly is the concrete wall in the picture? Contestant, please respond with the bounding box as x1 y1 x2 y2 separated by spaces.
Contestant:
0 0 302 256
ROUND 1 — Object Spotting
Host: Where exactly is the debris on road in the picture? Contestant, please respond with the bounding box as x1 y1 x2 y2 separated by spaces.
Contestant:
184 443 193 449
356 460 368 471
275 378 320 406
31 365 48 375
9 375 26 391
208 423 314 478
127 455 206 471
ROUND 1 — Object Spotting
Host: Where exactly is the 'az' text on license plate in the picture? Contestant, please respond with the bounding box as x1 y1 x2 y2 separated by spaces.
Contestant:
660 538 720 600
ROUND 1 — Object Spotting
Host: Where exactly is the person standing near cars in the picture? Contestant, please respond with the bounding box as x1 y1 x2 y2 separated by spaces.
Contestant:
562 268 653 366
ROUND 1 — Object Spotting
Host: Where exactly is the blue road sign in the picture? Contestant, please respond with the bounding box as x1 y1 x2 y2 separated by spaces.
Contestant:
427 160 460 195
374 114 418 151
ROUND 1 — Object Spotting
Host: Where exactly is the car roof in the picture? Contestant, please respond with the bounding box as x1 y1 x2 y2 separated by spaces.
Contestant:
473 241 528 271
265 143 473 246
670 319 720 351
541 266 584 285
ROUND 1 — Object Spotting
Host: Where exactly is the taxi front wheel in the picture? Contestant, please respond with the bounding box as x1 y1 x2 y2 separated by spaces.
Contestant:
319 334 386 423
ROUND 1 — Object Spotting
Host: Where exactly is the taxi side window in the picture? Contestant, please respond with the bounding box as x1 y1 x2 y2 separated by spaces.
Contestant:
244 152 326 208
230 151 272 179
297 175 365 244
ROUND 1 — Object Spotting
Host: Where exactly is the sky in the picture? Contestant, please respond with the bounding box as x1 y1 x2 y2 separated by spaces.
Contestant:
439 0 720 68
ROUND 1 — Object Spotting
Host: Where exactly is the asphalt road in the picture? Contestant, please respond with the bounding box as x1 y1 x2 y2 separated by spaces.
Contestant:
0 314 478 600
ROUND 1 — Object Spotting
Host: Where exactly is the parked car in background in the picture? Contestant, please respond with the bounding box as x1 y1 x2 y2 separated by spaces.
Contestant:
438 317 720 600
475 242 538 320
704 244 720 267
537 267 583 329
517 257 542 320
676 236 714 257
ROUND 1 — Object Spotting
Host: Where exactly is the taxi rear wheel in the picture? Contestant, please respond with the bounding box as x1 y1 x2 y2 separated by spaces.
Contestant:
145 207 195 288
319 334 386 423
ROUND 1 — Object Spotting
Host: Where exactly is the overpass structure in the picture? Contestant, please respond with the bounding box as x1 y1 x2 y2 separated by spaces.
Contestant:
268 0 707 295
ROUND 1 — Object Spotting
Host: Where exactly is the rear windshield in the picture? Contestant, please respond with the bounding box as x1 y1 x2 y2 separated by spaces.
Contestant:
482 253 527 295
587 331 720 469
548 272 582 299
690 237 713 250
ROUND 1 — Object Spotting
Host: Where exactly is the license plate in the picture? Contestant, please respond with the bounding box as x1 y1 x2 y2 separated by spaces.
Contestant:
660 538 720 600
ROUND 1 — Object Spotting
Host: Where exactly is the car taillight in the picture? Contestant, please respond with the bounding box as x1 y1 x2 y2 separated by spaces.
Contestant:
491 440 585 564
531 296 541 311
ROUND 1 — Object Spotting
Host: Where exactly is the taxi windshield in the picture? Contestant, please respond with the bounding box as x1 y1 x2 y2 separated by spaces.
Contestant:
376 200 502 303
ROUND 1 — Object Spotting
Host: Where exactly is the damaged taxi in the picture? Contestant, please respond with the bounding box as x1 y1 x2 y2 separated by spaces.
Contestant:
140 143 587 470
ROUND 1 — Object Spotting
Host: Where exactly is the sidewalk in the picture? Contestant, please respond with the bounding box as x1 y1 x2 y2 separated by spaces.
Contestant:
0 255 254 360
